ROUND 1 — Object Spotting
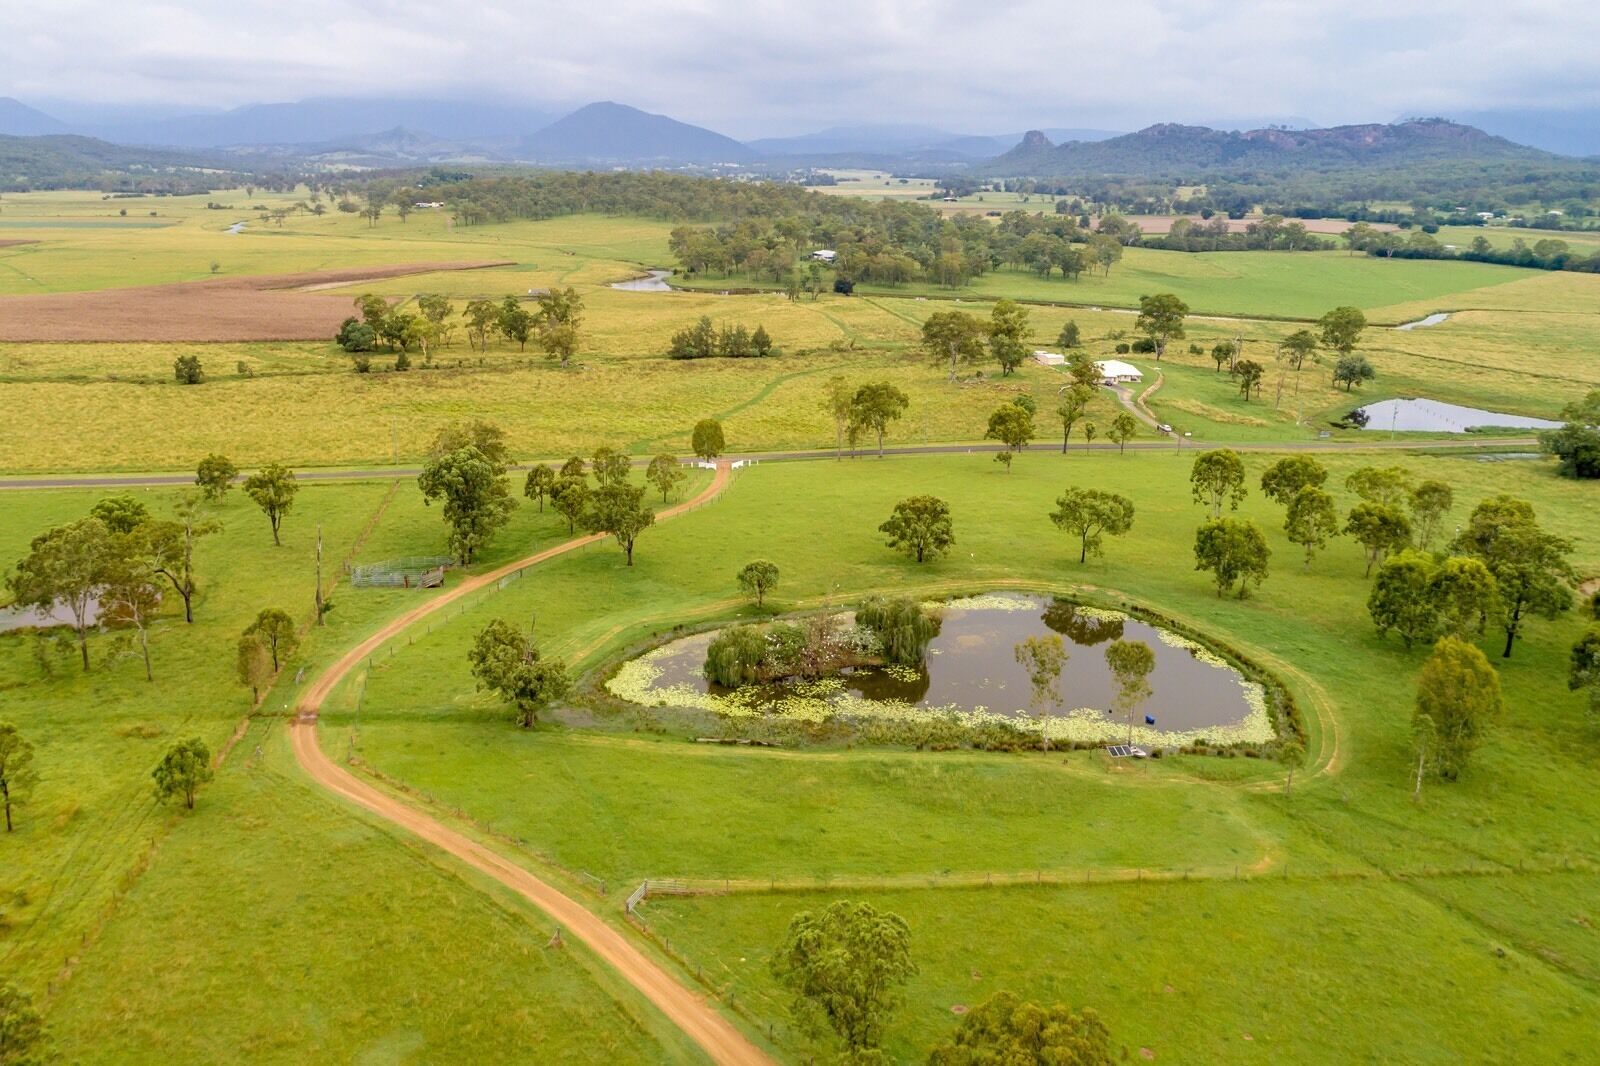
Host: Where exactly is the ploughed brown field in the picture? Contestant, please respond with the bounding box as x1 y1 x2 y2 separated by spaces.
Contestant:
0 239 39 248
0 261 515 341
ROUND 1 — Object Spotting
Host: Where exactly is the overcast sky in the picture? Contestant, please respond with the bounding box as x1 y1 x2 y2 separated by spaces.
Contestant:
6 0 1599 135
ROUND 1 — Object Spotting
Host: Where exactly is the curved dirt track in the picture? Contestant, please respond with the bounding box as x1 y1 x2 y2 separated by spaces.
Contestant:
292 462 772 1066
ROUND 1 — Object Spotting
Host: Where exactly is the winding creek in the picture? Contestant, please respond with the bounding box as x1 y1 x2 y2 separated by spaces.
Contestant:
610 269 673 291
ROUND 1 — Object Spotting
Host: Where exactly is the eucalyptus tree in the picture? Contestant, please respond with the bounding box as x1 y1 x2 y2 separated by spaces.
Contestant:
1134 293 1188 360
1105 638 1155 744
922 309 988 382
849 382 910 458
1453 495 1574 658
1189 449 1247 516
1050 487 1135 563
417 446 516 564
1055 385 1092 454
242 463 298 546
7 516 111 671
646 454 686 502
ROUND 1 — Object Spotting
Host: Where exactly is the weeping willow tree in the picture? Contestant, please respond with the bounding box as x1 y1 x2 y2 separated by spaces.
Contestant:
704 625 768 687
856 597 942 666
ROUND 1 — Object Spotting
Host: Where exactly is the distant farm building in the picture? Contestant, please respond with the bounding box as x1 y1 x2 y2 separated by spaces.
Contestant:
412 201 445 209
810 249 837 263
1033 350 1066 366
1095 359 1143 384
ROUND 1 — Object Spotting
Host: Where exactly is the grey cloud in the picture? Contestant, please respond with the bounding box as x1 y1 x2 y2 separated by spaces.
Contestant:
3 0 1598 136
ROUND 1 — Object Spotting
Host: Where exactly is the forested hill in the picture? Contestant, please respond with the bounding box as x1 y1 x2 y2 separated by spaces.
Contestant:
0 133 249 191
988 119 1566 176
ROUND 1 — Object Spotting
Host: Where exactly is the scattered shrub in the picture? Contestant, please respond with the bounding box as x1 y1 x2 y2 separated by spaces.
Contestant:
335 316 377 352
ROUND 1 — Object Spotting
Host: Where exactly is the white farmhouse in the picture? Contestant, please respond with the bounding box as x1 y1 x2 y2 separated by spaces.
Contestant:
810 249 837 263
1094 359 1143 384
1033 350 1066 366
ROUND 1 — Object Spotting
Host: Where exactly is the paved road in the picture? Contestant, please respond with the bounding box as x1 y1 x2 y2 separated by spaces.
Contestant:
0 435 1543 490
290 462 771 1066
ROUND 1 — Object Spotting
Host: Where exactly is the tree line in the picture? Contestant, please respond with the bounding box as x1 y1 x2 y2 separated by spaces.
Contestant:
1346 224 1600 275
337 288 585 369
667 317 774 359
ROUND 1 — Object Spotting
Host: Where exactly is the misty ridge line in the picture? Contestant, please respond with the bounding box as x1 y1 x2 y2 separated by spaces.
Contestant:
2 94 1598 162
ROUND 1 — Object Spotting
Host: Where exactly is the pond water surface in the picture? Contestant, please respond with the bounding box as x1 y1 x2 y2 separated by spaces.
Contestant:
611 594 1271 745
1394 312 1450 330
1350 398 1562 433
610 269 673 291
0 598 97 633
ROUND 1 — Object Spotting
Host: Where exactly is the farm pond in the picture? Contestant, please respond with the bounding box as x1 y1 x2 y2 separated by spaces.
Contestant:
1346 397 1563 433
0 597 97 633
608 593 1273 746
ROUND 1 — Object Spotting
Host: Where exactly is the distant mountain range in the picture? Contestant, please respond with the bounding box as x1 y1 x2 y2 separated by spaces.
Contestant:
0 94 1595 179
1445 108 1600 159
1 96 558 150
986 119 1563 177
0 98 69 137
518 101 753 165
747 124 1122 161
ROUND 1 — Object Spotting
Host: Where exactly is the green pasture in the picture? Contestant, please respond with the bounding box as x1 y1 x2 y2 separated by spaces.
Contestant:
1 196 1598 1064
1435 224 1600 252
0 189 677 294
0 465 717 1060
674 246 1543 320
644 872 1599 1063
305 448 1599 1060
3 280 1595 473
43 720 695 1065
